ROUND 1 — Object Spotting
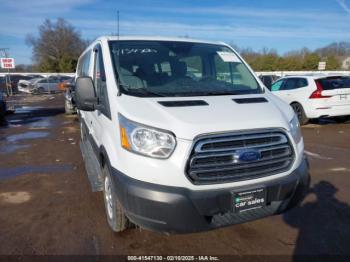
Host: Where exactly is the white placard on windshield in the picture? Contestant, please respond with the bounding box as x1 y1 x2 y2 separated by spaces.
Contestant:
217 51 241 63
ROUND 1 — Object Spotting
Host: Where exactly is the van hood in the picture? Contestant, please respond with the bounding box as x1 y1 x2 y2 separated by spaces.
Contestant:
118 93 294 140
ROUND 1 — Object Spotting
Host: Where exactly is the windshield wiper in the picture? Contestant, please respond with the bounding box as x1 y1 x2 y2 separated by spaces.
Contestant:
126 88 166 97
192 91 242 96
116 82 165 97
141 90 166 97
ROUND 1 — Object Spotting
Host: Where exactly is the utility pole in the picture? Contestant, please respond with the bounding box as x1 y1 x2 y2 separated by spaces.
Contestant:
117 10 120 40
0 47 12 96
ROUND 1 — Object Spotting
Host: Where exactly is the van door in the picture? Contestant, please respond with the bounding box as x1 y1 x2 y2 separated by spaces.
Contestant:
89 43 111 148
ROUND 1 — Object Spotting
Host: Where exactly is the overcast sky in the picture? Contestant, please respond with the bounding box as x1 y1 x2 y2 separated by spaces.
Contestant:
1 0 350 64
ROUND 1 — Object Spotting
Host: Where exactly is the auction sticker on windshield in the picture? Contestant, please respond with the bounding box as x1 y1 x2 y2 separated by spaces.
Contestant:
234 188 266 212
217 51 241 63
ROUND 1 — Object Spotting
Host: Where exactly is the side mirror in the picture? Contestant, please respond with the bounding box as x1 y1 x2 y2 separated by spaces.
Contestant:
75 77 97 111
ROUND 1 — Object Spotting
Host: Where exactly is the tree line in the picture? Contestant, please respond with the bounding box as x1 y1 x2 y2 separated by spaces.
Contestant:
26 18 88 73
21 19 350 73
236 46 344 71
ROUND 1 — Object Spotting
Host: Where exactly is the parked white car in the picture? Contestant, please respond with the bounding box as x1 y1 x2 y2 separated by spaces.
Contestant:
30 77 60 94
18 77 43 93
75 36 309 234
270 75 350 124
28 76 69 94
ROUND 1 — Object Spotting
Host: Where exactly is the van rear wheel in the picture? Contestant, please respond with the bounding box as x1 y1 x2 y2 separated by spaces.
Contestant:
102 166 129 232
291 103 308 125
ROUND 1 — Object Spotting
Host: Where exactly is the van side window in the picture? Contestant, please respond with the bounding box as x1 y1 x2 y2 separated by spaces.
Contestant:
93 44 110 118
77 51 92 77
76 60 82 77
82 51 91 77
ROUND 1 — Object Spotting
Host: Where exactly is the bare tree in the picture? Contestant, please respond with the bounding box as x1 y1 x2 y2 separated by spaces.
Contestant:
26 18 88 72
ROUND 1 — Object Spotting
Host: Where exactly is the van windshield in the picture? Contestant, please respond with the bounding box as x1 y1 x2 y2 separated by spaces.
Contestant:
109 40 262 97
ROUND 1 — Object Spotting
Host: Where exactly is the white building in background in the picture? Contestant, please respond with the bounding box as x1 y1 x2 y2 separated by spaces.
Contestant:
342 57 350 70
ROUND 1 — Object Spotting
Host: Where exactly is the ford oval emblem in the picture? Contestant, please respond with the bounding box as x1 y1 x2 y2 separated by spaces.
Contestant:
234 150 261 163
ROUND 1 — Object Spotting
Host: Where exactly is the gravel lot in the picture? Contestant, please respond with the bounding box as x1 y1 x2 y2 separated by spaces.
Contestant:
0 94 349 258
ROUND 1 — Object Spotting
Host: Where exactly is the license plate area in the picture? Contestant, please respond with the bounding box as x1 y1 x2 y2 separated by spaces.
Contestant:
338 94 349 101
233 188 266 213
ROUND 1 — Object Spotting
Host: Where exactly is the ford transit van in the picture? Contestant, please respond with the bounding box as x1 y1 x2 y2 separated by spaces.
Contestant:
75 36 310 233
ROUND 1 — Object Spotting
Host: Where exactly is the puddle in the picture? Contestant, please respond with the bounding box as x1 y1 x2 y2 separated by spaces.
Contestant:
28 118 52 128
15 106 43 114
0 164 74 180
7 117 53 129
8 119 22 123
6 131 49 143
20 106 42 110
1 119 53 154
0 144 30 154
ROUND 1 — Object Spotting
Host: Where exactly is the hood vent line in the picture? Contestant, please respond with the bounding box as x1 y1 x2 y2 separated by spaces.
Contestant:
233 97 268 104
158 100 209 107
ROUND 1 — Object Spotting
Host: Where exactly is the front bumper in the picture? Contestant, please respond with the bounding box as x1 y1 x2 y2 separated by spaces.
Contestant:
110 158 310 234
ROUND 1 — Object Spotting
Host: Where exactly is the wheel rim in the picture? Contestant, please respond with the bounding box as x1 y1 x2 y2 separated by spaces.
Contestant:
104 175 113 219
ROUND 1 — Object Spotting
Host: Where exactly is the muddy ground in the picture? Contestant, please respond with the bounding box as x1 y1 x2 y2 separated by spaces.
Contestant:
0 94 349 258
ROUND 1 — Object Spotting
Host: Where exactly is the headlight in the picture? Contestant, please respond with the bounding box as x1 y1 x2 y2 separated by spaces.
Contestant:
118 113 176 159
289 114 302 144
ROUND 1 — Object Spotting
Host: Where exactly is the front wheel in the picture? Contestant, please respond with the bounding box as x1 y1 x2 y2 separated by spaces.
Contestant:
103 166 129 232
33 87 45 95
291 103 308 125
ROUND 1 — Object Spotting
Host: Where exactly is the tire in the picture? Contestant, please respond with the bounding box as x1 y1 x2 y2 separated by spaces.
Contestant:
334 116 349 123
33 87 45 95
102 165 129 232
291 103 308 125
65 99 75 115
0 111 5 124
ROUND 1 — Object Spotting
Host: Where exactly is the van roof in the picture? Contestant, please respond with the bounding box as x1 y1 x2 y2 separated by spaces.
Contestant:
96 35 227 46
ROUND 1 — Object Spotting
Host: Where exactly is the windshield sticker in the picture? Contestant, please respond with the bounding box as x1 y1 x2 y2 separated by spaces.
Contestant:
217 51 241 63
113 48 158 55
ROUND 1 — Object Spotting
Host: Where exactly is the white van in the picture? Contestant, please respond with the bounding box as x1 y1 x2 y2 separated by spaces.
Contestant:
75 36 310 233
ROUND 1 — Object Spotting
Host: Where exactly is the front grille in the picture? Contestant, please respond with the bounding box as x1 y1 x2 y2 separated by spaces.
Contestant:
186 129 295 184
